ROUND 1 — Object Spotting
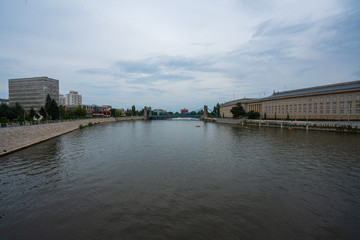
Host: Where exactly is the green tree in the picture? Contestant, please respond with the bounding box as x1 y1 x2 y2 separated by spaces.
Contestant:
0 116 9 127
74 107 87 118
29 107 36 120
247 110 260 119
45 94 52 118
39 107 46 118
131 105 136 116
59 106 65 119
213 103 220 117
230 103 246 118
110 108 116 117
48 99 59 119
125 109 133 117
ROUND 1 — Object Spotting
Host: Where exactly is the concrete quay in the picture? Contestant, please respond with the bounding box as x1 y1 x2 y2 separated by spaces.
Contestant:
0 116 144 157
202 117 360 133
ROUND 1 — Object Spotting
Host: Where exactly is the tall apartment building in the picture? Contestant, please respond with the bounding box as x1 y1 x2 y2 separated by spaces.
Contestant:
8 76 59 111
65 91 82 105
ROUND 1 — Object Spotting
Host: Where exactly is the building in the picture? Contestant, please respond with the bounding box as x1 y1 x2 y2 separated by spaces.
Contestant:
65 91 82 106
59 94 66 106
0 98 9 105
220 80 360 120
8 76 59 111
181 108 188 114
65 104 111 118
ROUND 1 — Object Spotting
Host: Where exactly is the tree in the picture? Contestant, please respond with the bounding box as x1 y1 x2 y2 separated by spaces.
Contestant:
247 110 260 119
29 107 36 120
39 107 46 118
59 106 65 119
45 94 52 118
131 105 136 116
213 103 220 117
230 103 246 118
110 108 116 117
125 109 132 116
48 99 59 119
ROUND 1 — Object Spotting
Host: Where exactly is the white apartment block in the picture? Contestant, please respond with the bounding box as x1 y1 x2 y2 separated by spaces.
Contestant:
65 91 82 105
59 94 65 106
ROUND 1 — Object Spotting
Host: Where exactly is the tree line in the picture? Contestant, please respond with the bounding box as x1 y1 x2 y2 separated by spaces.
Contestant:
0 94 88 124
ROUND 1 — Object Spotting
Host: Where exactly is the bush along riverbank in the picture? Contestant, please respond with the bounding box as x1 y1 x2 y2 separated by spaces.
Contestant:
79 122 100 129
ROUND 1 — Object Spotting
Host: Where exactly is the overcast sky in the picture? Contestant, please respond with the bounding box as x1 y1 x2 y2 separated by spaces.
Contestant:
0 0 359 111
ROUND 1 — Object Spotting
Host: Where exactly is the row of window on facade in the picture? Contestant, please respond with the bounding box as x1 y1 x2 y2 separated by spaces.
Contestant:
265 101 360 115
269 94 360 105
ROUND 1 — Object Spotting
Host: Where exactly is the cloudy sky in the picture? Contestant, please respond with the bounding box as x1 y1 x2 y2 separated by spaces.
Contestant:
0 0 359 111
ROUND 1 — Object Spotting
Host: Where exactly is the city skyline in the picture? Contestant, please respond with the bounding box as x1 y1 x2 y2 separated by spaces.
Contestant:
0 0 359 112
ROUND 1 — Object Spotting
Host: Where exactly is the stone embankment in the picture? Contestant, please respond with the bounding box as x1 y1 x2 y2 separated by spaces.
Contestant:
0 116 144 157
202 117 360 133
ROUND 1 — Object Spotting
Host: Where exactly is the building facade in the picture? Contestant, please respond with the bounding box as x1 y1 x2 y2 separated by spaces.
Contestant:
59 94 66 106
220 81 360 120
65 91 82 106
8 76 59 111
65 104 111 118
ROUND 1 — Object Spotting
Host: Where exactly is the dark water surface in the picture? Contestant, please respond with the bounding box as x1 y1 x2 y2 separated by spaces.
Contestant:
1 120 359 239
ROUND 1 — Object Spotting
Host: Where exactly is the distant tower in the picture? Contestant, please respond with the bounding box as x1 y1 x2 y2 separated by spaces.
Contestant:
203 105 208 118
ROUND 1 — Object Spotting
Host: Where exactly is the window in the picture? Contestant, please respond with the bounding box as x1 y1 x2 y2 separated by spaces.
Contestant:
356 101 360 108
326 103 330 109
340 96 344 100
333 109 336 114
320 103 323 109
299 105 302 110
303 104 307 110
294 105 297 110
309 104 312 109
304 99 306 103
320 97 323 102
357 94 360 100
320 110 323 114
348 102 352 108
333 96 337 101
348 95 352 100
290 105 292 110
357 109 360 114
326 97 330 101
314 110 317 114
333 103 337 109
340 102 344 108
340 109 344 114
326 110 330 114
314 103 318 109
314 98 318 102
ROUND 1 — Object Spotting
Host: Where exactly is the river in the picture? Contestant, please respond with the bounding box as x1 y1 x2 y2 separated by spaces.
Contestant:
0 119 359 239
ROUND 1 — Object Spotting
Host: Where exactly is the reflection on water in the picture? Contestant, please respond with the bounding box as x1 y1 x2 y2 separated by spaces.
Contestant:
0 120 359 239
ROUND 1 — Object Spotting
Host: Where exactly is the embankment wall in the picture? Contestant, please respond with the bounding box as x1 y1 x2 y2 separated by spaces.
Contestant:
0 117 144 157
202 117 360 133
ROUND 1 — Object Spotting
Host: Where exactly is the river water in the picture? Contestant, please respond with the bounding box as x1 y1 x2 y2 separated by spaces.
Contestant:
0 120 359 239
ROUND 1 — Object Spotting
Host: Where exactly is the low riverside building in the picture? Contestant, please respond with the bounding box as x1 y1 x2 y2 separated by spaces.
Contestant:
220 80 360 120
8 76 59 111
65 104 111 118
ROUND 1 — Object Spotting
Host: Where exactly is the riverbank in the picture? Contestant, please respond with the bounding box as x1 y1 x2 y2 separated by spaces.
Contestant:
0 116 144 157
202 117 360 133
